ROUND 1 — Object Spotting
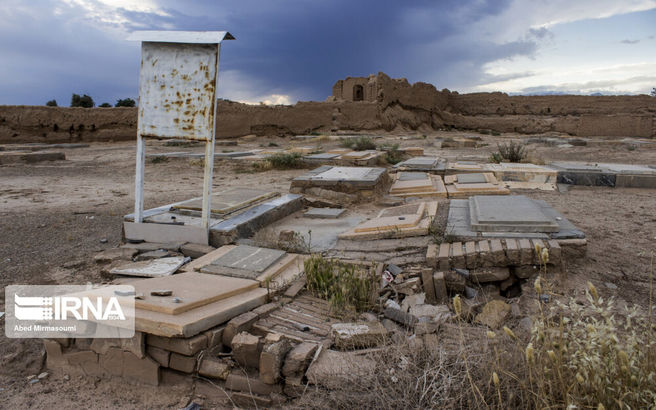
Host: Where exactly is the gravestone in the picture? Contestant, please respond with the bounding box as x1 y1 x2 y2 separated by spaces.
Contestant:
469 195 559 233
205 245 286 279
457 173 487 184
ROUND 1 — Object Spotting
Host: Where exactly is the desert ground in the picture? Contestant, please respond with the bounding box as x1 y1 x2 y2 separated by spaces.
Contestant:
1 131 655 408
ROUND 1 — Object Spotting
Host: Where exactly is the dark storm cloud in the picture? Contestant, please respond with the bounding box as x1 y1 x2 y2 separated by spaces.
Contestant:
0 0 542 105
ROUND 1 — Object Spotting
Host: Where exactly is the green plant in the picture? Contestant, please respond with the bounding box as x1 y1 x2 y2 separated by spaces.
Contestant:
99 102 112 108
304 255 378 317
266 152 304 169
491 131 501 136
115 98 136 107
383 144 404 165
489 141 527 163
149 155 169 164
70 93 94 108
340 136 377 151
45 99 57 107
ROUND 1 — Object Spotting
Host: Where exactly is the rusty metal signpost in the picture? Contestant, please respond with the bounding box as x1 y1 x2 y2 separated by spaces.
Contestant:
127 31 234 244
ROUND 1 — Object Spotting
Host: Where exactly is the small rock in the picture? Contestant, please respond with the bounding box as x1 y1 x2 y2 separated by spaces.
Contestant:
29 379 40 385
151 290 173 296
464 286 478 299
63 374 70 381
172 297 183 303
37 372 48 379
474 300 511 329
100 238 108 243
27 375 36 380
401 293 425 312
605 282 618 290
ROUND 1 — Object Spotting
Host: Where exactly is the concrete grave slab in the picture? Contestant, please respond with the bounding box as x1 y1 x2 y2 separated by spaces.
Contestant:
205 245 286 279
110 256 186 278
548 162 615 186
487 163 557 190
398 172 430 181
393 156 446 174
131 272 259 315
173 187 277 215
389 173 448 198
303 208 346 219
456 173 487 184
339 201 438 240
305 153 340 160
469 195 559 233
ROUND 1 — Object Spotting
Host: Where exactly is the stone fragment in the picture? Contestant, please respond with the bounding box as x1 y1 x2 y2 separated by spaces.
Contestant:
421 268 436 304
513 265 538 279
432 271 449 303
259 339 292 384
409 304 451 322
331 321 388 350
222 304 278 346
414 322 439 335
180 243 216 259
282 342 318 377
231 332 262 369
169 353 196 374
147 334 208 356
90 331 145 358
499 275 517 291
474 300 511 329
197 357 230 380
135 249 171 261
444 270 466 292
43 339 65 368
203 325 226 348
147 346 170 367
401 293 425 312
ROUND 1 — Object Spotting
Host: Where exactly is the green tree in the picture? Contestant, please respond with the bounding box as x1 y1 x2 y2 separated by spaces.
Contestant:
70 93 94 108
45 99 57 107
99 102 112 107
115 98 136 107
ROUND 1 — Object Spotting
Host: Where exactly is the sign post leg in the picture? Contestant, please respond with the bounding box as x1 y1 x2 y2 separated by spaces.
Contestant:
200 139 215 234
134 135 146 223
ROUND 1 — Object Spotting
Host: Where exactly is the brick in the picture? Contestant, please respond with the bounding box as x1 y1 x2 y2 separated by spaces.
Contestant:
282 342 318 377
169 353 196 374
283 278 306 298
231 332 262 369
147 346 170 367
331 322 388 350
469 267 510 283
513 265 538 279
437 243 450 271
122 351 159 386
147 333 207 356
532 239 547 265
444 270 465 292
94 248 137 264
547 240 562 265
180 243 216 259
199 357 231 380
504 239 520 264
464 241 477 269
90 331 145 358
450 242 465 268
489 240 506 266
384 307 418 328
426 243 438 268
252 302 279 317
225 371 278 395
421 268 436 304
259 339 292 384
43 339 65 368
222 312 259 346
477 240 493 267
283 376 305 398
518 239 533 265
432 271 449 303
203 325 225 348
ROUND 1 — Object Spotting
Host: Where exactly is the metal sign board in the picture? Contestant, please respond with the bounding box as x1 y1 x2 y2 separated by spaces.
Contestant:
128 31 234 238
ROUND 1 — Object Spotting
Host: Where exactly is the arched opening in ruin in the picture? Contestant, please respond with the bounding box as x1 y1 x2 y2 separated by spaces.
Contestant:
353 84 364 101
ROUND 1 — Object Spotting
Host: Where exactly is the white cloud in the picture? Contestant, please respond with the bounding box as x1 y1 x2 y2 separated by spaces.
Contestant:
219 70 294 105
60 0 169 29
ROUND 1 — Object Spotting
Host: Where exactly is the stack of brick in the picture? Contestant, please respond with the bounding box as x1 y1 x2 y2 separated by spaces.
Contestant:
426 238 562 273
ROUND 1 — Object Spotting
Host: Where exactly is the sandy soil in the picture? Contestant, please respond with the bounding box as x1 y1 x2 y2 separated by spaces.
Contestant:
0 131 655 408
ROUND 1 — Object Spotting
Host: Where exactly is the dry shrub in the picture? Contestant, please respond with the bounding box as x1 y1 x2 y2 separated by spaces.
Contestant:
490 141 527 163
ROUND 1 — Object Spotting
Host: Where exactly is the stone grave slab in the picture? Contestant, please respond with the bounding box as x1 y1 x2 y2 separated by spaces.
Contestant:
486 163 557 190
313 167 372 180
398 172 430 181
305 153 341 160
204 245 286 279
389 174 434 194
389 173 447 198
339 201 438 240
173 187 277 215
401 156 439 168
131 272 259 315
457 173 487 184
304 208 346 219
469 195 559 233
341 150 376 159
548 162 616 186
110 257 186 278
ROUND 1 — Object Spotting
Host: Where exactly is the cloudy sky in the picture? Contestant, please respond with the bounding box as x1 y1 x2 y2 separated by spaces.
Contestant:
1 0 655 106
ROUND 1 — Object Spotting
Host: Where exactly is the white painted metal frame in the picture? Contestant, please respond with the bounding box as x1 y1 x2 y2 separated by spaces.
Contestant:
129 31 234 241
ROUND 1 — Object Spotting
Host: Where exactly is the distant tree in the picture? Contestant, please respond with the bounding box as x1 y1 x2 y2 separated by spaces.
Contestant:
99 102 112 107
45 99 57 107
70 93 94 108
651 87 656 97
115 98 136 107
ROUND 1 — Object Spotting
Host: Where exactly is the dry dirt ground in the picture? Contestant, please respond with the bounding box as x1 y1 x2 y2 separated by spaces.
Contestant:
0 131 655 409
